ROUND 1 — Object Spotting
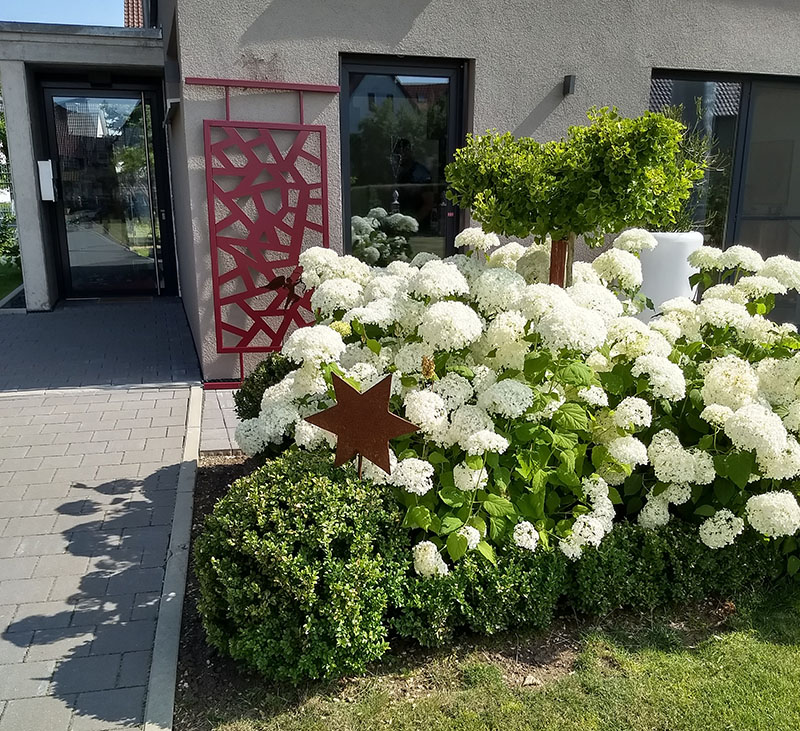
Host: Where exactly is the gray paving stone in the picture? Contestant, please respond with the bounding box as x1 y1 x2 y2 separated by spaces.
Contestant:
0 695 73 731
16 534 69 557
26 626 94 662
0 659 55 698
2 516 57 538
107 568 163 597
0 632 31 665
0 577 55 604
52 653 121 694
0 537 21 559
0 557 38 581
33 554 92 579
11 601 75 632
117 651 151 689
129 592 159 622
71 595 134 628
71 686 145 731
0 501 41 519
90 621 155 656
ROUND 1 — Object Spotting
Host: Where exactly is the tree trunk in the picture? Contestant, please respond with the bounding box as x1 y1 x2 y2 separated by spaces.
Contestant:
548 233 576 287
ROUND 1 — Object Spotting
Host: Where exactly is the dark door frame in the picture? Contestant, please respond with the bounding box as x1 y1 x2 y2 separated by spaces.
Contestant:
339 54 468 256
40 78 178 298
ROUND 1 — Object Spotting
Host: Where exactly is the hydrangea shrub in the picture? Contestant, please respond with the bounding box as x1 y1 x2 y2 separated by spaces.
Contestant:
351 207 418 266
236 227 800 580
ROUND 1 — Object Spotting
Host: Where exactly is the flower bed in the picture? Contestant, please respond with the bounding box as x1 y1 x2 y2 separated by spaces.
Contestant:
235 229 800 572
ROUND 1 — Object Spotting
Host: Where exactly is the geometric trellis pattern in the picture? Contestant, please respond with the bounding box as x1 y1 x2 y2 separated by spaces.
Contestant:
204 119 329 353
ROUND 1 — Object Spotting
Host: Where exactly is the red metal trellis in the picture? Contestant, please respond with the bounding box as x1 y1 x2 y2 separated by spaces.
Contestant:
186 77 339 382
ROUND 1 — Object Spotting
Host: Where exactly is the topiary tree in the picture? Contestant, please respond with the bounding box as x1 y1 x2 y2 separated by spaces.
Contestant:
446 108 705 285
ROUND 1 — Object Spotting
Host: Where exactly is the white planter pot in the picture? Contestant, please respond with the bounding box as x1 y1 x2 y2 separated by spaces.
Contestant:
638 231 704 321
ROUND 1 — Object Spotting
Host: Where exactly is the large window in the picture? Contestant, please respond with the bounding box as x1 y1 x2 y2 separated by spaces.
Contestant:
651 74 800 323
340 57 465 265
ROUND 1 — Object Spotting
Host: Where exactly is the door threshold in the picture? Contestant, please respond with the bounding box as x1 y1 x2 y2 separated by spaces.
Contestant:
63 296 156 304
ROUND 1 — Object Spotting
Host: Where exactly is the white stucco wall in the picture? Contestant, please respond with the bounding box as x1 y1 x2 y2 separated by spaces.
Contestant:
168 0 800 379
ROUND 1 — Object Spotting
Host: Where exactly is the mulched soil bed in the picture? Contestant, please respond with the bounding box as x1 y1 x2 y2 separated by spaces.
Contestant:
174 455 740 731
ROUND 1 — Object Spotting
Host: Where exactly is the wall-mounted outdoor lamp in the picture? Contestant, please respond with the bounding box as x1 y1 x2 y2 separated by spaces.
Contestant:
563 74 576 96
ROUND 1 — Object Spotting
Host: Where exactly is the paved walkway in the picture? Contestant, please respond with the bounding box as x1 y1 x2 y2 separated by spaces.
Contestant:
0 301 200 731
200 391 238 454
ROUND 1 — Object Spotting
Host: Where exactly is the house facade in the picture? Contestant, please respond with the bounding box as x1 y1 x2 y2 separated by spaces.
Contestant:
2 0 800 380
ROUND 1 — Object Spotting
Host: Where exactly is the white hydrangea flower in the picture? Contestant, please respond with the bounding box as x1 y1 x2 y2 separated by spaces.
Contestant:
477 379 534 418
409 260 470 300
607 317 672 359
310 277 364 316
758 255 800 291
385 212 419 233
458 525 481 550
592 249 643 290
567 282 624 324
471 268 526 315
607 435 648 467
613 397 652 431
443 253 486 284
647 430 697 484
638 493 671 528
418 301 483 351
488 242 527 270
283 325 346 365
586 351 612 373
701 355 760 411
758 436 800 481
571 261 604 286
290 364 327 399
293 419 336 450
536 305 607 355
413 541 449 577
392 457 435 496
631 355 686 401
363 274 409 302
361 449 397 485
403 389 448 434
733 275 787 299
431 373 474 411
720 245 764 273
513 521 539 552
613 228 658 253
702 283 749 305
746 491 800 538
448 404 494 447
387 260 414 278
755 357 800 408
783 401 800 433
661 296 697 315
560 515 606 560
471 365 498 393
699 509 744 549
515 243 552 284
691 449 716 485
649 318 682 344
700 404 734 429
687 246 724 271
394 342 431 374
724 403 788 459
455 226 499 253
410 251 440 268
578 386 609 407
463 429 510 456
298 246 340 287
343 298 397 329
662 483 692 505
453 462 488 492
234 418 267 457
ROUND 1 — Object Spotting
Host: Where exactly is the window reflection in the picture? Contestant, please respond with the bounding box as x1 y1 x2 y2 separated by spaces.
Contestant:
346 72 452 265
649 78 741 248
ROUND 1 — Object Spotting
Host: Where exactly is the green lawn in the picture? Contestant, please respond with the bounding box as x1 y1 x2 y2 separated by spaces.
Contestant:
0 262 22 301
177 586 800 731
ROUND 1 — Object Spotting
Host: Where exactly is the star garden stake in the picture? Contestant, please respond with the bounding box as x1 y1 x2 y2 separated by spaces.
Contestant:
304 373 419 477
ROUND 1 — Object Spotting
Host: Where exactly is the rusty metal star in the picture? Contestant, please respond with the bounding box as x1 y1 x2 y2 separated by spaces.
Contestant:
304 373 419 474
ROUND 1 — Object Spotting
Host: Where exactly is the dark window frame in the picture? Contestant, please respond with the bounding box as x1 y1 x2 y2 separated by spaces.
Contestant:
651 69 800 249
339 54 468 256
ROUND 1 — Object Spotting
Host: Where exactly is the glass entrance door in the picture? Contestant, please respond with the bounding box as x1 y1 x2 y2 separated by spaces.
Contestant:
46 90 173 297
341 57 465 263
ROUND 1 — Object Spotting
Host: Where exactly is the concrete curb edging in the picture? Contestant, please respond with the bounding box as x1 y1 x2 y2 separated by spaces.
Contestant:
144 384 202 731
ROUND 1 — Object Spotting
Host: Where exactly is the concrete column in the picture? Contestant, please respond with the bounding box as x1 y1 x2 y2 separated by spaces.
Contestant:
0 60 56 310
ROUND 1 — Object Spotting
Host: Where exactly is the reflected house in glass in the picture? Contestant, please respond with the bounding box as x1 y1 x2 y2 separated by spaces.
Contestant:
3 0 800 380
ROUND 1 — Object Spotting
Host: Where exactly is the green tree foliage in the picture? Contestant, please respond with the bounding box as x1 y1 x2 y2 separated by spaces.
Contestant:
446 108 706 246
